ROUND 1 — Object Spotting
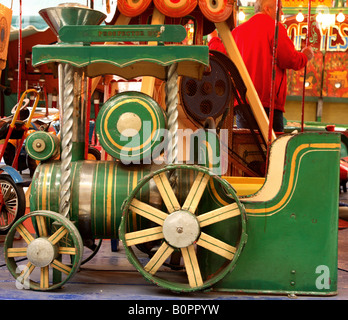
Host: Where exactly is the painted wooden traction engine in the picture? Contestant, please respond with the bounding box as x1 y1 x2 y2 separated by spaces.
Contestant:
4 3 340 296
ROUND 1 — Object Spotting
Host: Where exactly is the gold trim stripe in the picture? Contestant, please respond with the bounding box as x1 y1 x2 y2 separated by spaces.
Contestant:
51 259 72 275
125 226 163 246
246 143 340 216
144 242 174 275
103 98 157 153
48 226 68 245
182 172 210 213
58 247 77 255
106 162 115 236
7 247 27 257
16 224 34 244
197 203 240 227
153 172 180 213
130 198 167 226
36 216 48 237
19 262 35 281
197 232 236 260
40 266 49 289
181 245 203 288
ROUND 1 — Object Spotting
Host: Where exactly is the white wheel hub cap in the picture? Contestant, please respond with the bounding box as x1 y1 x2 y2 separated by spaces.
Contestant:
162 210 200 248
27 237 57 267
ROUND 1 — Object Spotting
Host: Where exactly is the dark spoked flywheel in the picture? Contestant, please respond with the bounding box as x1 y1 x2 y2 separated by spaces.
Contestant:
180 50 232 125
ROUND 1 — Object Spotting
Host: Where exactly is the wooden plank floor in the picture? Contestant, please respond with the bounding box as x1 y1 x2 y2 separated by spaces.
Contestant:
1 236 348 301
0 188 348 301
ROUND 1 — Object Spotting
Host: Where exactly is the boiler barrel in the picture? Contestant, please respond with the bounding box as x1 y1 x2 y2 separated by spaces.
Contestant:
30 160 152 239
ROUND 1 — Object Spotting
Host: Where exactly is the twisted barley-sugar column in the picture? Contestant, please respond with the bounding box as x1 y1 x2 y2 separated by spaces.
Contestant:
165 62 179 167
59 63 74 218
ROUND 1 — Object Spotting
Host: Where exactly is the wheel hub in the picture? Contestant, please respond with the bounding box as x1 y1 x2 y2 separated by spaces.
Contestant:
32 138 46 152
116 112 142 137
27 237 57 267
162 210 200 248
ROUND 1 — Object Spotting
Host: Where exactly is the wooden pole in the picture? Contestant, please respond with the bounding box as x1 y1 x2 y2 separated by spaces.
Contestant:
90 13 132 96
266 0 281 168
140 8 165 97
301 0 312 132
215 21 276 144
17 0 22 102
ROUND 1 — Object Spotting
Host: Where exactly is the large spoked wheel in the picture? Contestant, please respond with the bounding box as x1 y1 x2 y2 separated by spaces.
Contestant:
4 210 83 291
0 175 25 235
119 164 247 293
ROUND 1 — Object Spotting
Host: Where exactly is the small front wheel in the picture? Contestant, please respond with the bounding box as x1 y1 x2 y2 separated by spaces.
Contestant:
4 210 83 291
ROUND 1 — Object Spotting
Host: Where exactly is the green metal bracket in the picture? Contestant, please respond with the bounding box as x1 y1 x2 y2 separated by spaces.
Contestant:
59 24 188 44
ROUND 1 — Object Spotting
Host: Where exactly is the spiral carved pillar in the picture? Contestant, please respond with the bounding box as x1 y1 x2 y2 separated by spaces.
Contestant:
58 63 86 218
165 63 179 188
165 63 179 166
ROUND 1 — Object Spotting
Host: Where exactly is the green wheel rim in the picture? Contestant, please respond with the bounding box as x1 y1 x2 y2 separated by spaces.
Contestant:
119 164 247 293
4 210 83 291
96 91 166 163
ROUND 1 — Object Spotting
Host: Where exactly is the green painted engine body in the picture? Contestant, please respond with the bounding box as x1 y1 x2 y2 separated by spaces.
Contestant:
202 132 341 296
29 131 341 296
30 161 151 239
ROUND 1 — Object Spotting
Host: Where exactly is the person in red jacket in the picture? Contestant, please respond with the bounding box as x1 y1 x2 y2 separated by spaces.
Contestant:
209 0 314 132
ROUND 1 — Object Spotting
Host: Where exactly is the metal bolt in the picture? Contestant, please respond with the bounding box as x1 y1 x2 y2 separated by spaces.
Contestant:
176 227 183 234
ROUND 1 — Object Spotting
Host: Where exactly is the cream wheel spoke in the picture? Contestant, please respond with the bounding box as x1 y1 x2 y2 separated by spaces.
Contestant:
181 245 203 288
197 203 240 228
153 172 180 213
18 262 35 284
18 262 35 281
16 223 34 244
40 266 49 289
51 259 72 275
130 198 168 225
47 226 69 245
7 247 27 257
144 242 174 275
58 247 77 255
35 215 48 237
196 232 236 260
182 172 210 214
125 226 164 246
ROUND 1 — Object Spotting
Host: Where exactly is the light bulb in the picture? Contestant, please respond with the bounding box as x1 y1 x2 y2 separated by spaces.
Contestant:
337 11 345 23
316 12 323 23
239 10 246 22
296 11 304 22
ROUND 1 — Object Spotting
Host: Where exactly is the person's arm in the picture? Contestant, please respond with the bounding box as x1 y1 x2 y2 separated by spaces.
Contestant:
276 23 311 71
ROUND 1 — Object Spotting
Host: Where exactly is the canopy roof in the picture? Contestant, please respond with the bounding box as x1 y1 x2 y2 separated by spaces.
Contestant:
32 24 209 80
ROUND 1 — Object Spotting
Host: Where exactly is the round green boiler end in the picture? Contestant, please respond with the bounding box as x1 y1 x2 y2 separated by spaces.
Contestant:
96 91 166 163
25 131 60 161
